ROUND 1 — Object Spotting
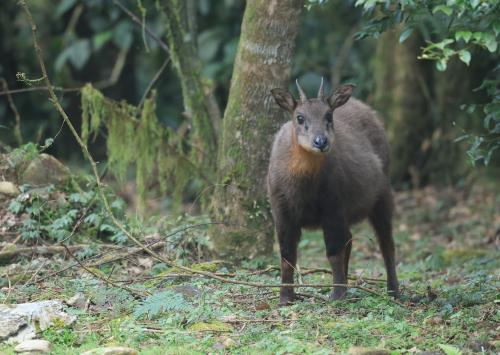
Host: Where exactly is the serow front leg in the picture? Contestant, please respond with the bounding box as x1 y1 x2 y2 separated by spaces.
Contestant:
276 223 300 306
323 221 350 300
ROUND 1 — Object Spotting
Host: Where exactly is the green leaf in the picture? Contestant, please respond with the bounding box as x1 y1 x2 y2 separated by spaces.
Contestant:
458 50 471 66
436 60 447 71
432 5 452 16
438 344 461 355
92 31 113 51
197 29 222 62
113 21 133 50
455 31 472 43
67 39 91 70
55 0 77 18
399 27 414 43
493 21 500 37
483 33 498 53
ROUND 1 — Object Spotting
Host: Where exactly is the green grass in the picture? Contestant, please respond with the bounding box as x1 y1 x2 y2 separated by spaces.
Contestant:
1 186 498 354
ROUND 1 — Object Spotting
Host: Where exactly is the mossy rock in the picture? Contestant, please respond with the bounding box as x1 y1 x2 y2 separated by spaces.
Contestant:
189 320 233 332
442 248 488 264
19 153 70 187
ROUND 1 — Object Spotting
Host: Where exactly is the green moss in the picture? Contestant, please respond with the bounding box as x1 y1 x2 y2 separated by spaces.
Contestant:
80 85 198 212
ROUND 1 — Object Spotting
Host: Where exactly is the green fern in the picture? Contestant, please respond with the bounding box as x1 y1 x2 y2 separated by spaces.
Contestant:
133 290 189 320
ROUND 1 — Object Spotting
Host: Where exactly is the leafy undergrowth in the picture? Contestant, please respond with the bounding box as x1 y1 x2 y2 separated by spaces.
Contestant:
0 181 499 354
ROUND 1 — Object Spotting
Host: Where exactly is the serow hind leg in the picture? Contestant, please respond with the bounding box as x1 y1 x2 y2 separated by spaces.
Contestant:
370 193 399 298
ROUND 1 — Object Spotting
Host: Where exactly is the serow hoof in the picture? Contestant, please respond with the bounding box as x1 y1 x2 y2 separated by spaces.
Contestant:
279 290 295 307
388 288 400 299
329 287 347 301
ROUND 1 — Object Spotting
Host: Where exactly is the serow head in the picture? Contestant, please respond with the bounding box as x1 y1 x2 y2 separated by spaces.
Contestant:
271 78 355 154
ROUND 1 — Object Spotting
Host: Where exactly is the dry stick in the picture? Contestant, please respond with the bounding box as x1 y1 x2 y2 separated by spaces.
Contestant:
19 1 404 307
30 221 223 285
28 240 165 286
61 243 147 298
0 244 116 262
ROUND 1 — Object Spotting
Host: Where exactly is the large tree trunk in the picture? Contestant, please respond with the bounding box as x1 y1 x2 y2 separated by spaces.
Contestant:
373 29 434 187
210 0 303 258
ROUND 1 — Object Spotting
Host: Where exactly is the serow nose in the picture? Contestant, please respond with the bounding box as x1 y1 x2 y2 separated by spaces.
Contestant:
313 135 328 150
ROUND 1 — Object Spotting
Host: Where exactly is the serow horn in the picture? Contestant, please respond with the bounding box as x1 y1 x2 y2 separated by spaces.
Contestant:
317 77 325 100
295 79 307 103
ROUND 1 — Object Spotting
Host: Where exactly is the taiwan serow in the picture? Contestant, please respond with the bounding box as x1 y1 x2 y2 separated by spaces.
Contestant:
268 79 399 305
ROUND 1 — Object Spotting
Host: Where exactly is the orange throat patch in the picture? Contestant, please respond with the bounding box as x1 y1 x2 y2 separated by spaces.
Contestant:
288 128 326 176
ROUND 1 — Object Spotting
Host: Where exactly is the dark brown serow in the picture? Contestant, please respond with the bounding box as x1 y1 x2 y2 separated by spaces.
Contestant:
268 78 399 305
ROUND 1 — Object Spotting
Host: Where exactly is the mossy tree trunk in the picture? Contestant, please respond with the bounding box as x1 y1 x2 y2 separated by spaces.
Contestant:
373 29 434 187
163 0 219 172
210 0 303 258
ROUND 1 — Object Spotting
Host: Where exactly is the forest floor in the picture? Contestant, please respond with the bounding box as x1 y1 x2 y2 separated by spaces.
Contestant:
0 172 499 354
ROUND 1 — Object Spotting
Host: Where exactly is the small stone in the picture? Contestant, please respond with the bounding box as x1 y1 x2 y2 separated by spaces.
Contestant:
348 346 391 355
222 337 236 348
80 346 138 355
66 292 87 309
0 181 20 196
14 339 51 353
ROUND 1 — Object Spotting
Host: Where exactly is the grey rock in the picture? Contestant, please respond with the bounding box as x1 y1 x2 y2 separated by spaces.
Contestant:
14 339 51 353
348 347 391 355
80 346 139 355
0 300 76 343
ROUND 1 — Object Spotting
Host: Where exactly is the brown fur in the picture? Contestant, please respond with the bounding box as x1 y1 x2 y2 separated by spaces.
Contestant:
269 84 399 305
289 126 326 176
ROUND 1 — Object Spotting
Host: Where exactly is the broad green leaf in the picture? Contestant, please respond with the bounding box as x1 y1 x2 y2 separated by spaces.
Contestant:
483 33 498 52
113 20 134 51
438 344 461 355
433 5 452 16
92 31 113 51
67 39 91 70
436 60 447 71
455 31 472 43
197 29 222 62
458 50 471 66
493 21 500 36
399 27 414 43
470 0 480 9
55 0 77 18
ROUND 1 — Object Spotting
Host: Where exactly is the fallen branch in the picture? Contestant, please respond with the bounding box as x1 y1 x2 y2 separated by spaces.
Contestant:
61 244 147 298
0 244 122 263
19 0 404 308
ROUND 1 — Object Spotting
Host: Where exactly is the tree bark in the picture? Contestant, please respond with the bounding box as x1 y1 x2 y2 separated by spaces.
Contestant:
163 0 219 171
373 29 434 187
210 0 303 258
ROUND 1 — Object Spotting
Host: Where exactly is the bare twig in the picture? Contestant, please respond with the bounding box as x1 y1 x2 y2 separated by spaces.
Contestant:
0 244 108 262
19 0 403 308
138 57 170 109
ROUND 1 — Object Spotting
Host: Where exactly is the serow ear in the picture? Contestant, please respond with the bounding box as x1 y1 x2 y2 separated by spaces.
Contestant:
327 84 356 109
271 88 296 112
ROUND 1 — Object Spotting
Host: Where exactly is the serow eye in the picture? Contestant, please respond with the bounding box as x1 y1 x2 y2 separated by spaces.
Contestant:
297 115 305 125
